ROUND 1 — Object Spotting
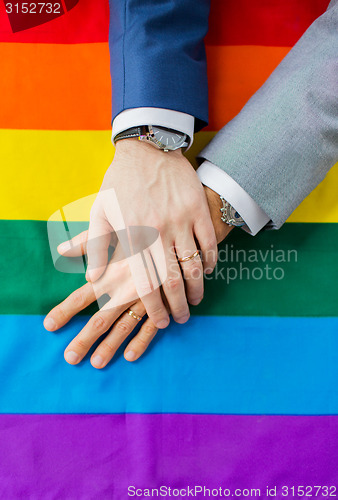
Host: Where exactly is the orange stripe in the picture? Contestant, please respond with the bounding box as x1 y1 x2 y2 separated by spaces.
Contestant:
0 43 112 130
0 43 289 131
206 45 290 130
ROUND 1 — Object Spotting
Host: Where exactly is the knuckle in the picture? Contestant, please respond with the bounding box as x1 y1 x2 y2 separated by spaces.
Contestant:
165 276 181 291
190 201 200 214
74 337 90 351
115 320 130 336
148 304 166 319
71 289 85 308
148 214 162 231
100 341 116 355
134 335 150 350
112 261 129 282
91 314 108 332
188 192 201 208
172 213 185 226
185 269 203 282
143 324 157 337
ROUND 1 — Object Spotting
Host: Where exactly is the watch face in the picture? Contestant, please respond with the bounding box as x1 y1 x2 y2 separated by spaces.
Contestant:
151 126 187 150
229 205 245 226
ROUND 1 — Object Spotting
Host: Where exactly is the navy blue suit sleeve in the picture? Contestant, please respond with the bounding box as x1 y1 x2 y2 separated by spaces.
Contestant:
108 0 210 131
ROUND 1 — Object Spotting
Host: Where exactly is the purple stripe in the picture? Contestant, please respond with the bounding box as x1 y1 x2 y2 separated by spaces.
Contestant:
0 414 337 499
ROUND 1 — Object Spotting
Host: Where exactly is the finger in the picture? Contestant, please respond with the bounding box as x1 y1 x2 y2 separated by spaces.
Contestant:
127 248 170 329
175 235 204 306
90 301 146 369
57 230 89 257
124 317 158 362
43 282 96 332
64 304 122 365
140 288 170 329
157 244 190 324
194 218 218 274
86 210 112 282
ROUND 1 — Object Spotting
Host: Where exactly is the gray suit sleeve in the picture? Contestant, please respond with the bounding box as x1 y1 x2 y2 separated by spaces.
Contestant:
199 0 338 229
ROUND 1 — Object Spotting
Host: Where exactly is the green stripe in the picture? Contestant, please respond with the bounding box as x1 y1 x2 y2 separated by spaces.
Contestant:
1 220 337 316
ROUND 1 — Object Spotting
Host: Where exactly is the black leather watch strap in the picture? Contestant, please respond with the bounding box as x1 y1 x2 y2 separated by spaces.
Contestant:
114 126 146 143
114 125 188 151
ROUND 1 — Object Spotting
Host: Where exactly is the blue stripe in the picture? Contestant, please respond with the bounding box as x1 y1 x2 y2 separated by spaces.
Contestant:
1 315 337 414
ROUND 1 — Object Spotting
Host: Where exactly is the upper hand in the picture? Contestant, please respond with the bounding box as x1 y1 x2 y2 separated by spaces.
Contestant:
86 138 218 329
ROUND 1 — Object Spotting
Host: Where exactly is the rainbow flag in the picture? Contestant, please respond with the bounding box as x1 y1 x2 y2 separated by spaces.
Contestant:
0 0 337 497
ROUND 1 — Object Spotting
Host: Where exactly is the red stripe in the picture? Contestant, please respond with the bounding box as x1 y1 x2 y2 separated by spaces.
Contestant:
205 0 330 47
60 0 68 15
0 0 329 45
0 0 109 43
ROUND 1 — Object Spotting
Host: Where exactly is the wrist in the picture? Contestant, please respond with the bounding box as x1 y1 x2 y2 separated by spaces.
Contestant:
203 186 233 243
115 136 138 150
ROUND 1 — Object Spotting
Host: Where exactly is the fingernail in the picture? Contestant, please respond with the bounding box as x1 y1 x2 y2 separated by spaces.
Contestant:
91 355 104 368
57 241 71 253
177 314 190 324
44 317 56 331
204 268 213 275
65 351 80 364
157 319 169 329
125 350 136 361
190 297 203 306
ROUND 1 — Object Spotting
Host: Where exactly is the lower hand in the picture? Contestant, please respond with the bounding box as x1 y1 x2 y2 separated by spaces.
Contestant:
45 231 161 367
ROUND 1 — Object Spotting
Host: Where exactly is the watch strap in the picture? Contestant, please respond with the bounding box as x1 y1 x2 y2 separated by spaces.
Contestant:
114 126 145 143
114 125 188 151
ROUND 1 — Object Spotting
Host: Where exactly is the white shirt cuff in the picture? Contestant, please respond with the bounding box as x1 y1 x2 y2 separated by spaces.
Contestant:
112 108 195 149
197 161 270 236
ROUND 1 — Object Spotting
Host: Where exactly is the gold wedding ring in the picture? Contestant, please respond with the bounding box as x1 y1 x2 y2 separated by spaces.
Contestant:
178 250 200 263
128 309 143 322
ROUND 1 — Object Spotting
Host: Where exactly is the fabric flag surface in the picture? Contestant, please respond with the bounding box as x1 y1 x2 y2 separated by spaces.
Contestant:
0 0 338 498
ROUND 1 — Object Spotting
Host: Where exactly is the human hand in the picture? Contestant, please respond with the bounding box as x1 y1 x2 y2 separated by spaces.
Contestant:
44 186 233 368
44 231 161 367
203 186 233 244
85 139 218 330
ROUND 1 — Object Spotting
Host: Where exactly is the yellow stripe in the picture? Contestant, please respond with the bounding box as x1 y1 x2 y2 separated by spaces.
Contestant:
286 165 338 223
1 130 112 221
1 129 337 222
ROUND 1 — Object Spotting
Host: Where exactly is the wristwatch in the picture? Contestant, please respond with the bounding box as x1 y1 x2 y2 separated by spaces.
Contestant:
114 125 189 152
219 196 245 227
